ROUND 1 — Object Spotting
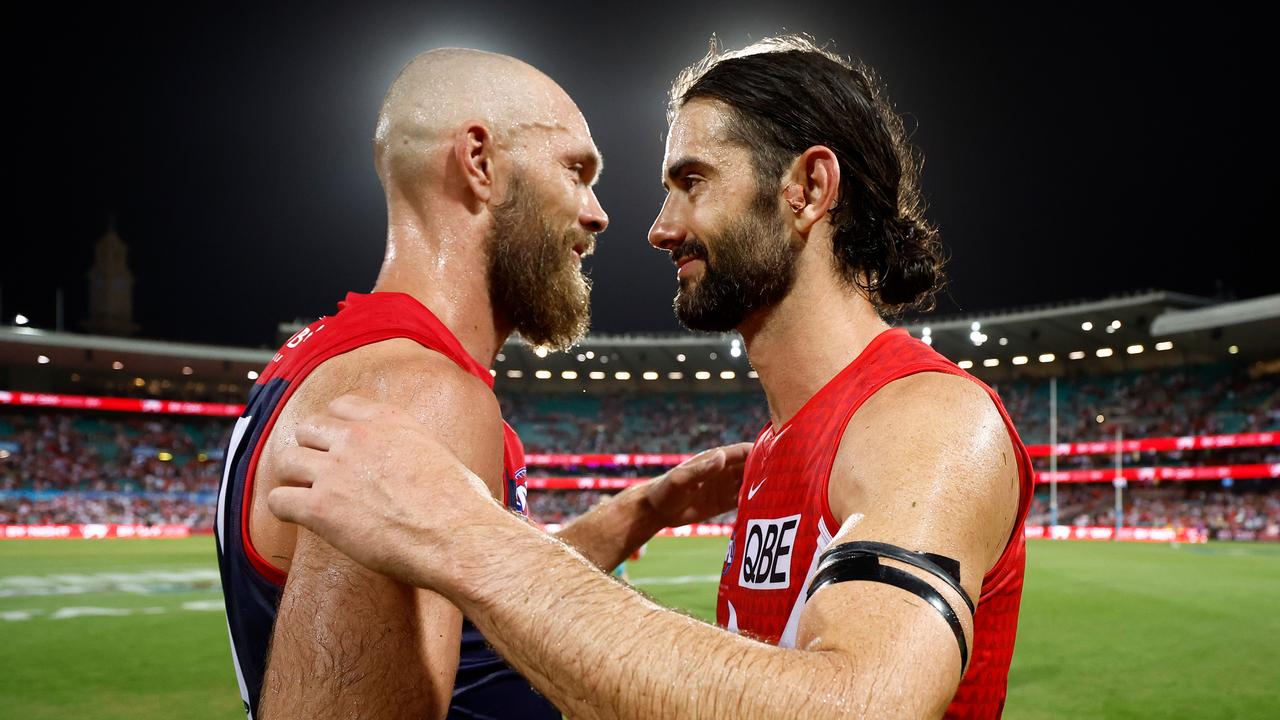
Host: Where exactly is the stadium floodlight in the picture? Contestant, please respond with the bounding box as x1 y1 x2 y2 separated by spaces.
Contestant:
1111 320 1122 329
561 370 579 380
534 370 552 379
922 326 932 336
614 371 632 380
1096 348 1114 358
36 355 50 365
957 360 974 369
575 354 585 362
922 335 933 345
600 356 609 364
14 314 28 326
676 353 686 362
694 370 711 380
246 370 259 380
1126 345 1144 355
1012 355 1028 365
589 371 606 380
112 361 124 370
720 370 736 379
747 370 759 379
133 377 146 388
533 346 549 359
496 353 506 362
1096 414 1105 424
709 352 718 360
999 337 1009 346
730 346 742 357
157 452 174 462
506 370 523 379
642 371 659 380
182 366 194 376
971 321 981 331
1228 345 1240 355
1080 321 1093 331
1155 341 1174 351
489 369 497 377
667 371 684 380
983 358 999 367
584 351 595 359
1069 351 1086 360
1039 353 1056 363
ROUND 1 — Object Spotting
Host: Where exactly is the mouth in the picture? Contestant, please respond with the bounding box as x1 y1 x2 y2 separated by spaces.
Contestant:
571 237 595 260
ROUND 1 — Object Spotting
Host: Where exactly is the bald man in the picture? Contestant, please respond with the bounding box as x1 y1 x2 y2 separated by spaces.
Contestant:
214 49 748 719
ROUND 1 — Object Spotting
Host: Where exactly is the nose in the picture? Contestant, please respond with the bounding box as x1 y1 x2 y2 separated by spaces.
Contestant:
579 189 609 234
647 196 687 251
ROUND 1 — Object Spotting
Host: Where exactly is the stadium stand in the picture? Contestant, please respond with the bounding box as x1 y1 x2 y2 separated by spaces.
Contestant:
3 291 1277 539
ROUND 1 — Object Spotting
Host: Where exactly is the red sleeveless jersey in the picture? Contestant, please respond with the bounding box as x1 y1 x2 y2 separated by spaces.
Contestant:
715 328 1033 719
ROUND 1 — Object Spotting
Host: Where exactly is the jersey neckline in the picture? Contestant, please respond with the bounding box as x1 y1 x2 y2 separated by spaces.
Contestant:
342 291 495 390
765 327 907 437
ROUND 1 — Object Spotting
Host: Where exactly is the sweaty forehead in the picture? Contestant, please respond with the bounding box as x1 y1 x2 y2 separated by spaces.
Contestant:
666 100 740 154
663 99 750 174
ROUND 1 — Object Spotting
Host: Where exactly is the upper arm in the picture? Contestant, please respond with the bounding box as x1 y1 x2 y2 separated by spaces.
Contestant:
794 372 1019 718
258 339 504 719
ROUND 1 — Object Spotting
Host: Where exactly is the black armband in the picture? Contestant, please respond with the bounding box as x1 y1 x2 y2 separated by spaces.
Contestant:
805 541 974 674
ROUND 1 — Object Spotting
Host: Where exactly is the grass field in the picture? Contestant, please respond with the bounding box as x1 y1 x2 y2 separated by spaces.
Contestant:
2 537 1277 719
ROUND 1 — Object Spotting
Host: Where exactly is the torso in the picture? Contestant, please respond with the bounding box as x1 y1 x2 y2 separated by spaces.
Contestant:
215 291 552 720
716 328 1034 719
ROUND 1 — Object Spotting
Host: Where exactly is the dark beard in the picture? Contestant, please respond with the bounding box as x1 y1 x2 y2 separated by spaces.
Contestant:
673 195 797 332
486 172 593 351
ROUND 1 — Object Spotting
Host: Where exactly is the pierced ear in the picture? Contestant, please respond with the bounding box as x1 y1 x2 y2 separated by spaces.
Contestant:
788 146 841 234
453 123 495 204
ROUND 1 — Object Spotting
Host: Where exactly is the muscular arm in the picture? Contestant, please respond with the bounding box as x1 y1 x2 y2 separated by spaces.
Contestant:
258 341 506 719
271 374 1020 718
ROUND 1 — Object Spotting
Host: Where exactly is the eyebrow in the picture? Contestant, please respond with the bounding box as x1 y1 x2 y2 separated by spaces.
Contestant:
662 155 712 190
568 150 604 185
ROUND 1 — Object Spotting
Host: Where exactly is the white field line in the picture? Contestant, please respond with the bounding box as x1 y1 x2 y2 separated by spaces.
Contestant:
0 569 221 597
2 600 226 622
629 574 720 586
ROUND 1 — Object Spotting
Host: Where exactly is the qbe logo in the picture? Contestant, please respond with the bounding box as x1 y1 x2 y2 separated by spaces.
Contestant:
739 514 801 589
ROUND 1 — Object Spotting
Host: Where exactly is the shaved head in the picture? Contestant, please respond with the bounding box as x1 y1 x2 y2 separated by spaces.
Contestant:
374 48 584 188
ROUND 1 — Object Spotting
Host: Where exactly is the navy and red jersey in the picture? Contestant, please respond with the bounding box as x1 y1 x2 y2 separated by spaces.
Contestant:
716 328 1034 719
214 291 557 720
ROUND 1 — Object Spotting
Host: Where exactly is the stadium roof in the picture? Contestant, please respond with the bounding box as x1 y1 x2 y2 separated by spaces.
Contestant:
2 290 1276 396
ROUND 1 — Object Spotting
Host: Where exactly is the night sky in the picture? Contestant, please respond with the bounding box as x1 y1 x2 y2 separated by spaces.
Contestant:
7 2 1272 348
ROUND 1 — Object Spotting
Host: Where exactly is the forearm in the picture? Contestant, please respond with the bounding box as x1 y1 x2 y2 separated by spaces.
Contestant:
447 511 866 719
552 482 664 571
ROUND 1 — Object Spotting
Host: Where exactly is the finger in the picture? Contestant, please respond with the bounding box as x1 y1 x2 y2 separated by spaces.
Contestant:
275 445 329 488
327 394 389 421
294 414 355 451
720 442 753 465
268 486 320 528
671 448 725 483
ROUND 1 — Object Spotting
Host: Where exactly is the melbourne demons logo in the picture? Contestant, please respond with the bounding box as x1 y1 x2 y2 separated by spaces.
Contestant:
739 514 801 589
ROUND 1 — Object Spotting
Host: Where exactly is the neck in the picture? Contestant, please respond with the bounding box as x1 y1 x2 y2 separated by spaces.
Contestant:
372 202 511 367
739 248 890 427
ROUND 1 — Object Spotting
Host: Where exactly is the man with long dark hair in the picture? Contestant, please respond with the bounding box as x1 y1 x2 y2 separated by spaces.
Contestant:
266 37 1034 718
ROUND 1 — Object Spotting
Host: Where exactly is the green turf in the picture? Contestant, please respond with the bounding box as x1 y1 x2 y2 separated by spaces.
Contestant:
1 537 1276 718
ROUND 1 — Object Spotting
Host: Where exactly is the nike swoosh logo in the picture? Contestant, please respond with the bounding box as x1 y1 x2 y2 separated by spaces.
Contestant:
747 476 768 500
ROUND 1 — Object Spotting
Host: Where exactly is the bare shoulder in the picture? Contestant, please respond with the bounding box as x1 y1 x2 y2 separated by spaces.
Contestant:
255 339 505 548
830 371 1019 572
290 337 501 428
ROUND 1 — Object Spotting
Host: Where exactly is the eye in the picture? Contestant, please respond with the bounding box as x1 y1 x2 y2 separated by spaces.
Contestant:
682 174 705 192
566 163 586 184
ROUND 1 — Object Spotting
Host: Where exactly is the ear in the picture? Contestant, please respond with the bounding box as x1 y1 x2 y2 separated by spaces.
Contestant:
452 122 496 204
785 145 841 235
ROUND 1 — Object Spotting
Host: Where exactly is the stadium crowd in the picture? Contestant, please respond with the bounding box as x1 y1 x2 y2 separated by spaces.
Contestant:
1 363 1277 533
1027 484 1280 540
